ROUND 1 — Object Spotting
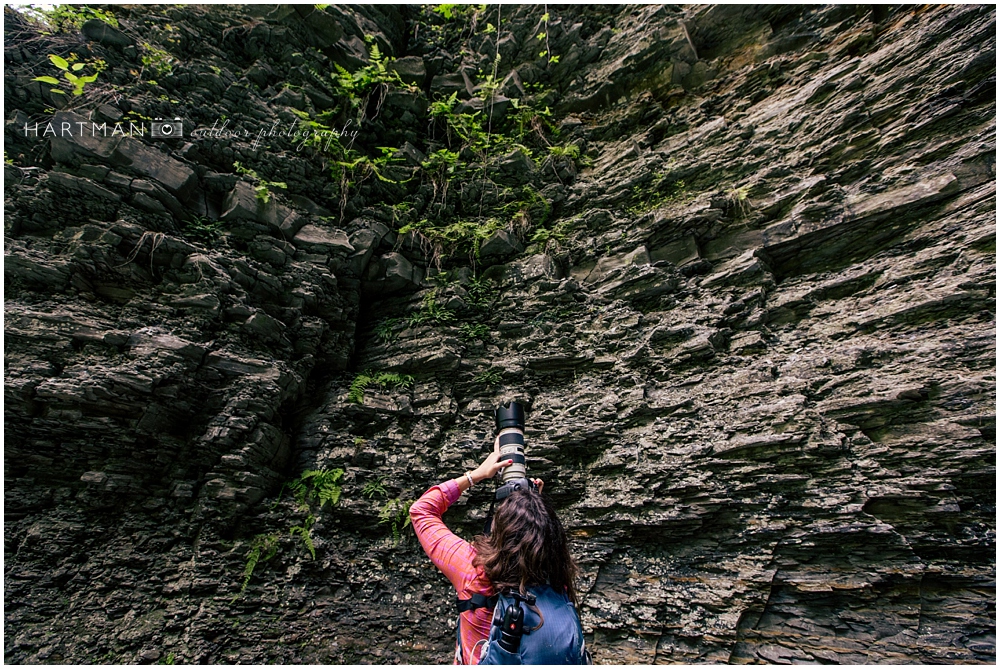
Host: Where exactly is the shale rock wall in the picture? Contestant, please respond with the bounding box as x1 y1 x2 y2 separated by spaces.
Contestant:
4 4 995 664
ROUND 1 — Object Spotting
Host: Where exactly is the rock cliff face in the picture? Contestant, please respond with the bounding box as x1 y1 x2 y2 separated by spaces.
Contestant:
4 4 995 664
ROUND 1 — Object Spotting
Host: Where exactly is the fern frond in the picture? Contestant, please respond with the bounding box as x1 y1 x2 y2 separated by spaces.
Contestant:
290 525 316 560
318 482 342 507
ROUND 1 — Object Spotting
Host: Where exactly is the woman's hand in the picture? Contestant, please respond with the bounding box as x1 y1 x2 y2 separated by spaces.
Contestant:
530 478 544 494
470 440 514 484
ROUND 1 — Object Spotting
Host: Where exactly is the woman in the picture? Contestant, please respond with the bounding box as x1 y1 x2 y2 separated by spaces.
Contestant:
410 437 583 664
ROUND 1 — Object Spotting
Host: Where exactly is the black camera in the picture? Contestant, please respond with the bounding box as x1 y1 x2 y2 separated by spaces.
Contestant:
497 600 526 653
492 589 536 653
493 401 536 501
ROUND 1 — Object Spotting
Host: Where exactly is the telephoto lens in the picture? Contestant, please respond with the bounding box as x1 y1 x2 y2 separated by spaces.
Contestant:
494 401 535 500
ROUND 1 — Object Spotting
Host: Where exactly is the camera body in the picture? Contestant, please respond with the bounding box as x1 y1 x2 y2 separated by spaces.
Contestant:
494 401 536 501
150 118 183 139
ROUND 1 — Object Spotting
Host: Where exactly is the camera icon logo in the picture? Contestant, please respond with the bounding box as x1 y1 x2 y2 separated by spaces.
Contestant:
150 118 183 139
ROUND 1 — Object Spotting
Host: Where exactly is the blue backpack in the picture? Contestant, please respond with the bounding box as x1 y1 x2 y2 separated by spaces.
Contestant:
469 585 589 665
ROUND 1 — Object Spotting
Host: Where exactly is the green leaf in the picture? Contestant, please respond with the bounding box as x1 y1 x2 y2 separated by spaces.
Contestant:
33 76 61 85
78 74 99 84
63 72 79 83
50 89 66 95
71 63 85 71
432 4 456 20
49 54 69 70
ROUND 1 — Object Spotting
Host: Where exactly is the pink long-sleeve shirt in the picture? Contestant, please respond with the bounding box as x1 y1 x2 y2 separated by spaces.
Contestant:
410 480 495 665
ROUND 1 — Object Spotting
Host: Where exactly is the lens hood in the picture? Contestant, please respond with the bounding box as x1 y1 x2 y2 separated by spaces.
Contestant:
494 401 526 432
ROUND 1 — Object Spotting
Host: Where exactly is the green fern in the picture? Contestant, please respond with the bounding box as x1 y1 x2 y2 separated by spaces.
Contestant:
349 372 374 404
378 498 414 545
317 476 342 507
233 160 286 204
22 4 119 31
548 143 580 160
349 371 415 404
374 318 401 344
238 469 342 597
236 533 279 599
459 323 490 342
294 469 344 508
407 292 456 327
363 476 388 499
290 515 316 559
465 276 496 311
474 369 503 387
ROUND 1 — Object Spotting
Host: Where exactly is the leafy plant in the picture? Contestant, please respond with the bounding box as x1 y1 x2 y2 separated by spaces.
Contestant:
407 292 456 327
141 43 175 77
474 369 503 387
465 276 496 312
475 53 504 102
378 498 413 544
373 317 402 345
537 11 560 64
182 216 224 245
236 533 279 600
627 179 688 216
394 182 550 266
501 184 551 229
420 147 462 202
362 476 388 499
459 323 490 342
728 186 752 218
349 371 415 404
290 109 345 156
289 515 316 559
431 4 485 21
430 270 452 287
234 161 287 204
529 216 577 252
262 469 343 564
427 92 493 154
330 36 409 129
399 218 508 267
432 4 459 20
22 4 119 32
33 54 100 97
328 146 404 220
288 469 344 510
509 98 554 145
334 150 400 186
548 144 580 160
332 39 402 96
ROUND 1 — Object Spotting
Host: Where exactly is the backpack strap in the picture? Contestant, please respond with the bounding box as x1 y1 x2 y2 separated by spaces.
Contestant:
457 592 499 613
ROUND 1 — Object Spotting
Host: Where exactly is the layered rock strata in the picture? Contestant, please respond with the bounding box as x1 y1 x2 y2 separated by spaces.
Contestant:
4 4 995 664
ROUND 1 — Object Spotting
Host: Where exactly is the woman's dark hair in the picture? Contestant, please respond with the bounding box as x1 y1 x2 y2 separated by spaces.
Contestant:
472 489 579 604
